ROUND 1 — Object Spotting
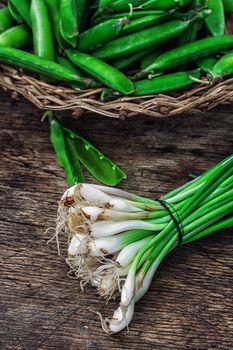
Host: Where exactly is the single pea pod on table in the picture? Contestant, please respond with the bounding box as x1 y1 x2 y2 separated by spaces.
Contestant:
50 117 127 186
50 118 79 186
63 126 127 186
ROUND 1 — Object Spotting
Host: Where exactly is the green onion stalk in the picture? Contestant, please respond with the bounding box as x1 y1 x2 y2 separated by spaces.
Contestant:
56 154 233 334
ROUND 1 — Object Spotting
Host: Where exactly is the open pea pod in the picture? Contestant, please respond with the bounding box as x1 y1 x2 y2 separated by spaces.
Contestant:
65 136 86 184
63 127 127 186
50 118 85 185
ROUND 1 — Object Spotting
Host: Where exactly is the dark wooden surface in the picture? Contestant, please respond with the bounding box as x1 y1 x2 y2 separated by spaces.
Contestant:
0 91 233 350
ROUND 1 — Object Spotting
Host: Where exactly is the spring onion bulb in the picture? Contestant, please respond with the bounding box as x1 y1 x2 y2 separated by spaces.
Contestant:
55 154 233 333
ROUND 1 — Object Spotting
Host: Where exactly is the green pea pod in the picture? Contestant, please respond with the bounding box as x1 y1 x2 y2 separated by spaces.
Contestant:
77 18 128 52
60 0 79 47
66 49 134 94
212 52 233 80
77 0 90 32
111 0 145 12
141 0 192 10
141 36 233 75
99 0 113 9
94 12 207 60
196 55 218 73
223 0 233 11
77 0 86 28
93 0 113 17
63 126 127 186
50 119 77 186
204 0 225 36
9 0 31 26
0 7 15 33
44 0 64 49
93 0 112 18
119 12 172 37
178 20 202 46
8 2 23 23
92 10 165 25
56 55 83 76
112 47 154 70
140 47 163 70
57 55 99 88
134 69 201 96
56 55 96 89
0 24 31 48
0 46 88 83
30 0 55 63
64 136 86 184
111 49 152 70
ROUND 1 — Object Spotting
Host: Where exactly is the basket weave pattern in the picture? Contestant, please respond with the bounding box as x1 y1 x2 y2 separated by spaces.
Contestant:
1 63 233 118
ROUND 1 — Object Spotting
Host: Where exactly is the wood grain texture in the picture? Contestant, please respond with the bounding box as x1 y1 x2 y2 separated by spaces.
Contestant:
0 91 232 350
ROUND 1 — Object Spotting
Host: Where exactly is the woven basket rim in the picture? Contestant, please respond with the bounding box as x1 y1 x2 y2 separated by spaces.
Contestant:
0 63 233 119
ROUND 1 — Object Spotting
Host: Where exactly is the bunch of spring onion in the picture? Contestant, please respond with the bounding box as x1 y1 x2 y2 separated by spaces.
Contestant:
56 154 233 333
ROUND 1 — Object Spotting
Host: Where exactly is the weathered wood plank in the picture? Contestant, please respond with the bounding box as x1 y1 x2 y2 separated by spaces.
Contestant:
0 91 232 350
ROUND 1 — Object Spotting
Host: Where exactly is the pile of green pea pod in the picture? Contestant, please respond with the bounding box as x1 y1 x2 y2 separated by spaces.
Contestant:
0 0 233 96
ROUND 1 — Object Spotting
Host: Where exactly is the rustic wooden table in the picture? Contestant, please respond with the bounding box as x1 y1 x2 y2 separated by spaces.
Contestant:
0 92 232 350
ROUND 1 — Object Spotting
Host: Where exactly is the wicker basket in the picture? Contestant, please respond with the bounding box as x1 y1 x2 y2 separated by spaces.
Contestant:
0 14 233 119
1 63 233 119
